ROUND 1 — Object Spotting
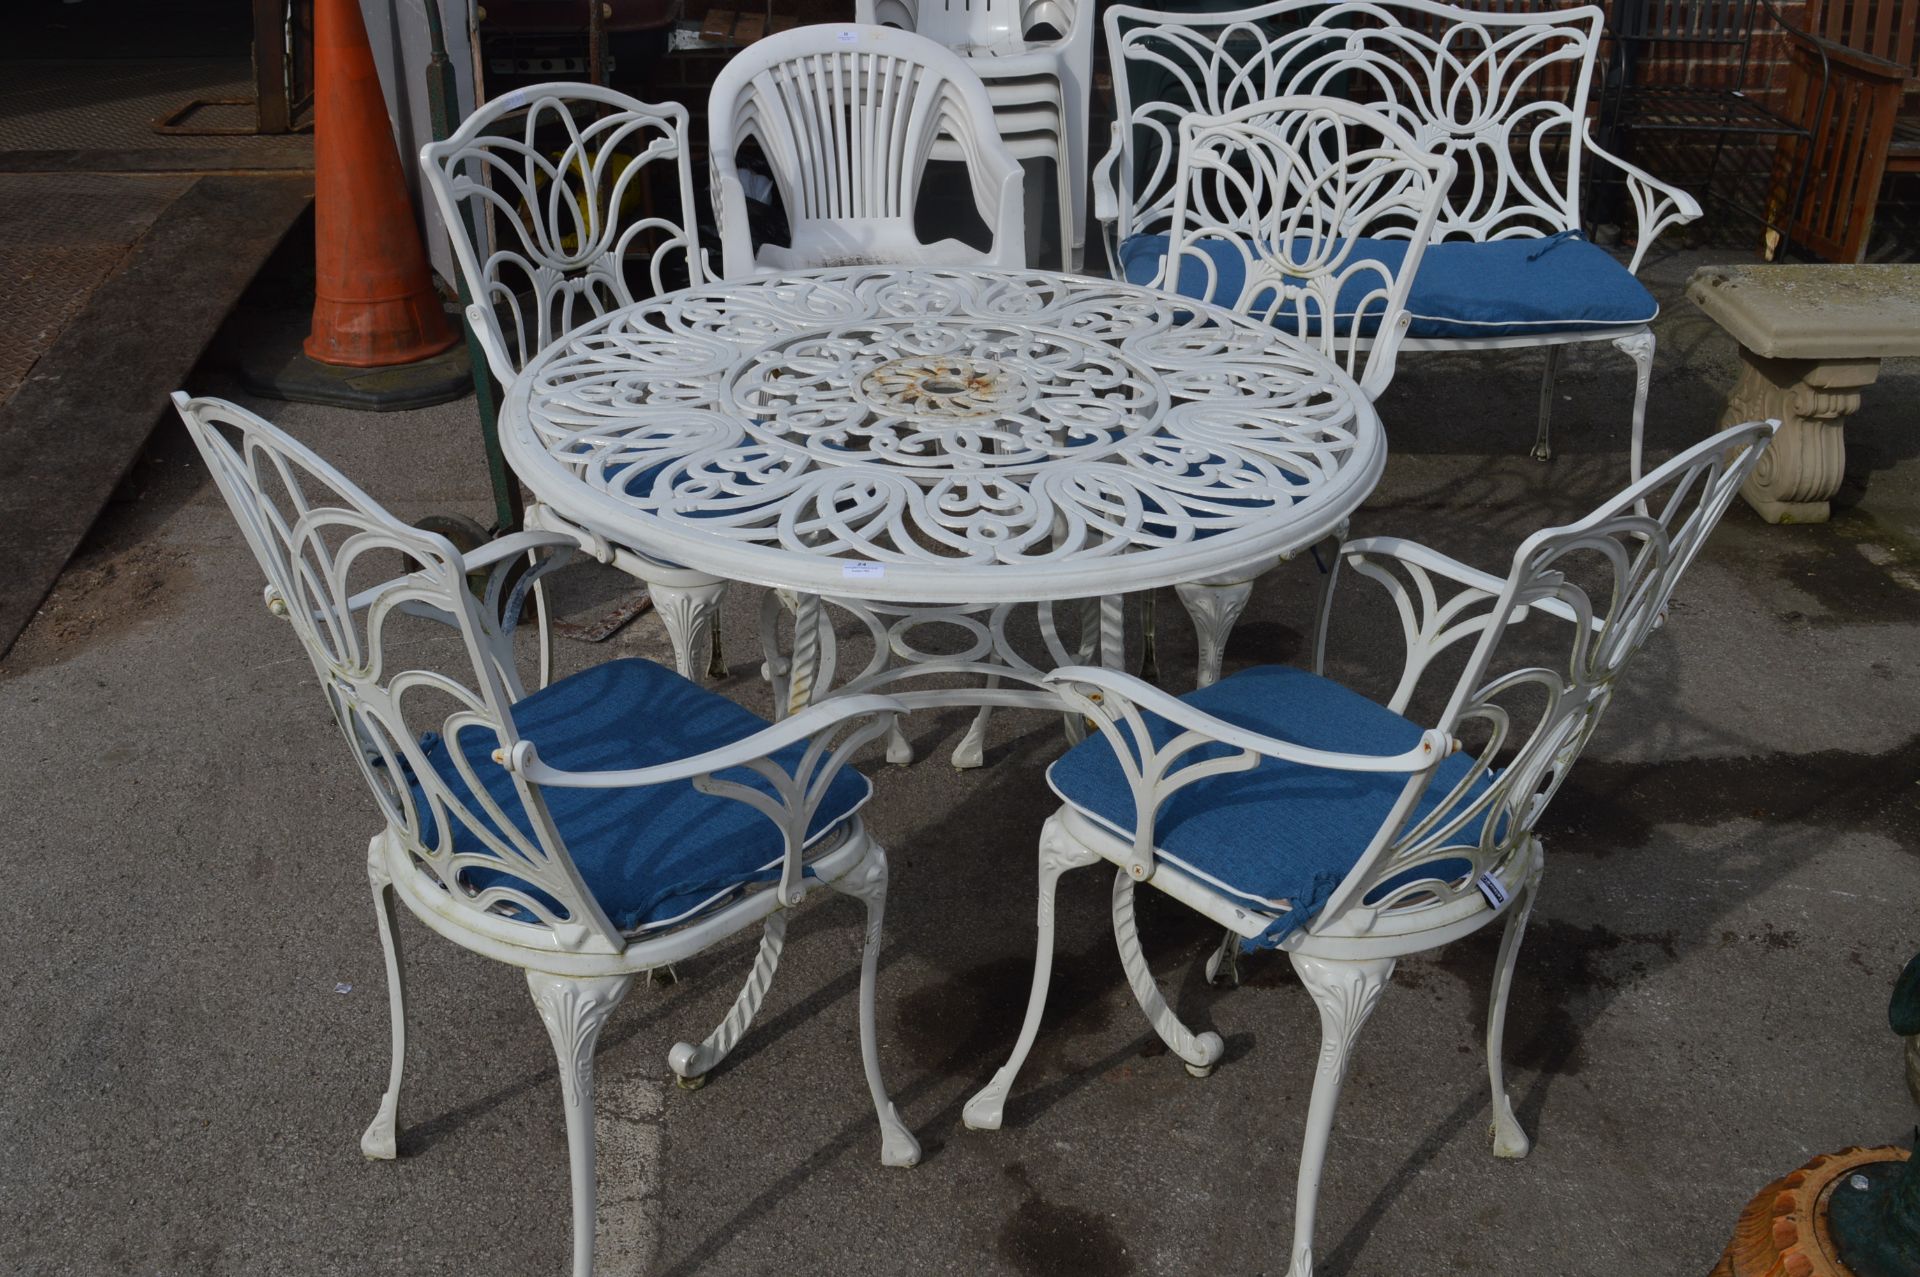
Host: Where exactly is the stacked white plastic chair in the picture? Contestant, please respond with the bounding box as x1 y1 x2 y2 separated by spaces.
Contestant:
857 0 1094 270
963 419 1778 1277
172 394 919 1277
708 23 1027 276
419 84 733 685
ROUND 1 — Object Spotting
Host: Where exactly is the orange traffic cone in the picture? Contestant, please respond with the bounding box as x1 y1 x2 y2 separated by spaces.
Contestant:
304 0 457 367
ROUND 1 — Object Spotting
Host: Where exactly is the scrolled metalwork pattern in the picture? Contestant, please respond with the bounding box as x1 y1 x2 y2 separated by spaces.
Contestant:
509 266 1381 602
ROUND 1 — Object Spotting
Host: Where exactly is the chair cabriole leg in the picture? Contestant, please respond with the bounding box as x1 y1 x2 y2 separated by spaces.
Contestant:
1285 952 1395 1277
1532 345 1563 462
1113 870 1225 1076
668 912 790 1089
964 815 1098 1131
829 842 921 1166
526 969 633 1277
1613 328 1655 483
1487 871 1540 1159
360 846 407 1161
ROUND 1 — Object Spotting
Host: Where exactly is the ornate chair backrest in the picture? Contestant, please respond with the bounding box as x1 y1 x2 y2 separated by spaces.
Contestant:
1312 421 1776 939
172 394 624 955
707 23 1023 275
1104 0 1605 246
1159 97 1456 397
420 84 706 379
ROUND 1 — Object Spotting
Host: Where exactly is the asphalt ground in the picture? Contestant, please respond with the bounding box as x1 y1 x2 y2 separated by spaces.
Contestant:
3 246 1918 1276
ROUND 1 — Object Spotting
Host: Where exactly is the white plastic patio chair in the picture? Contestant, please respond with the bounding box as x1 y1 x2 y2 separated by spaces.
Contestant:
857 0 1094 269
962 419 1778 1277
707 23 1027 276
419 84 731 685
171 393 919 1277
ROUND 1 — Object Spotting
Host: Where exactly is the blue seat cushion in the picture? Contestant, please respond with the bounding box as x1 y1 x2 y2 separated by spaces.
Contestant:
1119 231 1657 340
408 658 872 933
1046 664 1491 947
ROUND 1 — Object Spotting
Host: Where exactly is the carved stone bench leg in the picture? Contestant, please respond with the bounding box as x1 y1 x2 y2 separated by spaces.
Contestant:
1719 350 1881 525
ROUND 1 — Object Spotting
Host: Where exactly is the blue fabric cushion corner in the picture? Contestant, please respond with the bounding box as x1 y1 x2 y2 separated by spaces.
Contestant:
407 658 871 933
1119 231 1657 340
1046 664 1491 947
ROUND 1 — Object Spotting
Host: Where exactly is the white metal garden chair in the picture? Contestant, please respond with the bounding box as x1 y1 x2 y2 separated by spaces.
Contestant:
707 23 1027 277
962 419 1778 1277
1127 95 1454 686
856 0 1094 269
419 84 731 685
1100 0 1698 477
171 393 919 1277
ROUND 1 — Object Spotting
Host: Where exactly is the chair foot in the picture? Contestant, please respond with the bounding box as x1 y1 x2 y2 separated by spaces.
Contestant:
360 1093 399 1161
1491 1104 1531 1159
952 688 996 769
1183 1051 1221 1079
885 721 915 766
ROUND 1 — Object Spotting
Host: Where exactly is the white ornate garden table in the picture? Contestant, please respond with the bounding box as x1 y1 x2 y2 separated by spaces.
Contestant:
503 266 1384 752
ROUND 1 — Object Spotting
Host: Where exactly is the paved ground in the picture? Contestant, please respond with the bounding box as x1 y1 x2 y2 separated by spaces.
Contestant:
3 246 1918 1276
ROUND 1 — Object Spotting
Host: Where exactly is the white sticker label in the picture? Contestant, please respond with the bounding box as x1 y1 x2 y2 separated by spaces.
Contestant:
837 28 860 41
841 561 885 580
1476 871 1510 910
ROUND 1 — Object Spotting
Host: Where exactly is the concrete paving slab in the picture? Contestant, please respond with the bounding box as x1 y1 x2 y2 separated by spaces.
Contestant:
1 246 1917 1277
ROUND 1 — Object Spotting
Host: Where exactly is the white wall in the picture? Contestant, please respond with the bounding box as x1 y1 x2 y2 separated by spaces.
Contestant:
358 0 478 287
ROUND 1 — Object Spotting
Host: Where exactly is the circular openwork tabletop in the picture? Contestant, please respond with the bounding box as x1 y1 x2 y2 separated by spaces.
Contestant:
505 267 1384 603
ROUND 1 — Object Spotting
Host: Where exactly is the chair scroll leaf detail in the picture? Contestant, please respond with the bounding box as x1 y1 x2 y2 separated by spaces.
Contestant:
421 84 709 383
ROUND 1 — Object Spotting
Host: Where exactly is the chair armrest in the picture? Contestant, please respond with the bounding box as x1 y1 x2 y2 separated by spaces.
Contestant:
1043 664 1450 884
508 693 906 907
710 165 756 282
1581 121 1704 275
1339 536 1599 632
1045 665 1449 772
1093 120 1123 225
463 302 518 384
